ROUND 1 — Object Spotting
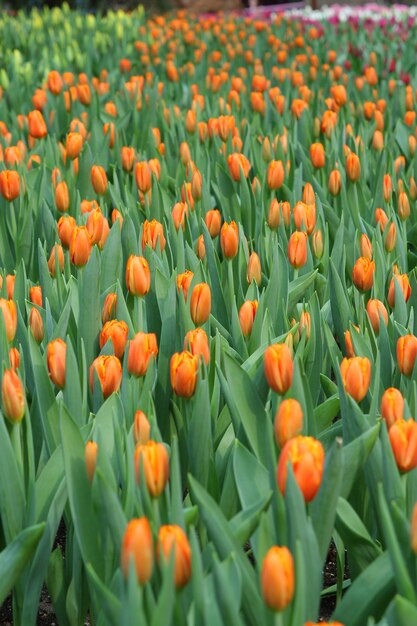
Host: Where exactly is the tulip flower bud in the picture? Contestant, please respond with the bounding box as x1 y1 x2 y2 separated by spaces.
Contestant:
90 355 122 398
375 208 388 232
0 299 17 343
310 143 325 169
176 270 194 301
134 410 151 445
121 517 154 584
29 307 44 344
6 275 15 300
267 160 285 189
121 146 135 172
302 183 315 206
28 110 47 139
2 369 25 424
227 152 251 181
293 201 316 235
366 298 388 334
385 222 396 253
312 229 323 259
100 320 129 358
191 170 202 201
85 441 98 482
277 435 324 501
190 283 211 326
220 221 239 259
388 273 411 308
205 209 221 238
346 153 361 182
389 418 417 472
398 191 410 220
274 398 303 448
239 300 258 337
262 137 272 162
299 310 311 339
247 252 261 285
381 387 404 429
86 208 108 246
91 165 107 195
101 293 117 325
288 231 308 269
135 440 170 497
157 525 192 588
142 219 166 252
352 257 375 292
264 343 293 395
57 215 76 249
70 226 92 268
171 202 188 231
9 347 20 370
30 285 42 307
261 546 295 612
0 170 20 201
66 132 83 159
397 334 417 377
360 234 373 260
383 174 393 203
344 328 357 358
410 176 417 201
47 338 67 388
126 255 151 296
328 169 341 196
184 328 210 365
128 333 158 377
267 199 280 230
170 351 198 398
411 504 417 554
340 357 371 402
135 162 152 194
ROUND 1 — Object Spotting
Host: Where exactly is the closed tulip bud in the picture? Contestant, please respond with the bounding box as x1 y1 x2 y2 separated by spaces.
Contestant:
48 70 64 95
267 198 281 229
310 143 325 169
264 343 293 394
2 369 25 423
352 257 375 291
47 338 67 388
5 275 15 300
274 398 303 448
135 438 170 496
288 231 308 269
91 165 107 195
312 229 323 259
28 110 47 139
227 153 251 181
344 328 359 358
398 191 410 220
69 226 92 268
366 299 388 334
121 146 135 172
90 355 122 398
134 410 150 445
389 418 417 472
102 293 117 324
55 181 70 212
267 160 285 189
196 234 205 260
372 130 384 151
86 208 106 246
9 347 20 370
176 270 194 302
360 234 373 260
385 222 396 252
239 300 258 337
410 176 417 201
142 219 165 252
299 310 311 339
57 215 76 249
30 285 42 307
220 221 239 259
247 252 261 285
126 255 151 296
171 202 188 231
190 283 211 326
112 209 123 226
205 209 221 238
281 201 291 228
0 170 20 201
346 153 361 182
170 351 198 398
383 174 393 203
410 135 417 156
135 161 152 194
302 183 315 205
262 137 272 162
328 169 341 196
85 441 98 482
183 328 209 365
191 170 202 201
381 387 404 429
65 132 83 159
29 307 44 343
121 517 153 584
340 357 371 402
100 320 129 358
261 546 294 612
0 299 17 343
411 504 417 554
397 334 417 377
157 525 192 588
277 435 324 501
388 273 411 308
375 208 388 232
128 332 158 377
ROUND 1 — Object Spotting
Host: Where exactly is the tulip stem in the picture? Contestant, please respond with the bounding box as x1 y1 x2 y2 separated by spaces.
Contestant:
227 260 235 316
274 612 284 626
10 422 23 473
135 296 146 332
293 268 299 282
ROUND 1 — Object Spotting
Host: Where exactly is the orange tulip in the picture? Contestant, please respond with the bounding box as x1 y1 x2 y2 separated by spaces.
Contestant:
142 219 166 252
65 132 83 159
135 440 170 497
388 273 411 307
397 334 417 377
267 199 281 230
381 387 404 429
220 221 239 259
189 282 211 326
121 517 154 583
55 181 70 213
346 153 361 182
205 209 221 238
293 201 316 235
227 153 251 181
47 244 65 277
0 299 17 343
398 192 410 220
57 215 76 249
261 546 294 611
171 202 188 231
91 165 107 195
29 307 44 344
2 369 25 423
340 357 371 402
366 299 388 334
184 328 210 365
126 255 151 296
385 222 396 253
328 169 341 196
0 170 20 201
101 293 117 324
69 226 92 268
170 351 198 398
99 320 129 358
383 174 393 203
277 435 324 501
352 257 375 292
246 252 261 285
134 410 151 445
288 231 308 268
128 332 158 377
135 161 152 194
176 270 194 301
274 398 304 448
5 275 15 300
47 338 67 388
389 418 417 472
85 441 98 482
312 229 323 259
9 347 20 370
264 343 293 394
28 110 47 139
375 208 388 232
267 160 285 189
239 300 258 337
360 234 373 260
121 146 135 172
310 143 325 169
89 355 122 398
157 525 192 588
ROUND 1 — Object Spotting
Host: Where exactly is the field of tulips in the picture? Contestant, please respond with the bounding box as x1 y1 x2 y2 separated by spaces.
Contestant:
3 3 417 625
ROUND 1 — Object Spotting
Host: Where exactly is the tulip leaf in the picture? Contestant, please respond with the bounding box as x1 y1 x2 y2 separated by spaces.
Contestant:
287 269 318 312
77 246 101 369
